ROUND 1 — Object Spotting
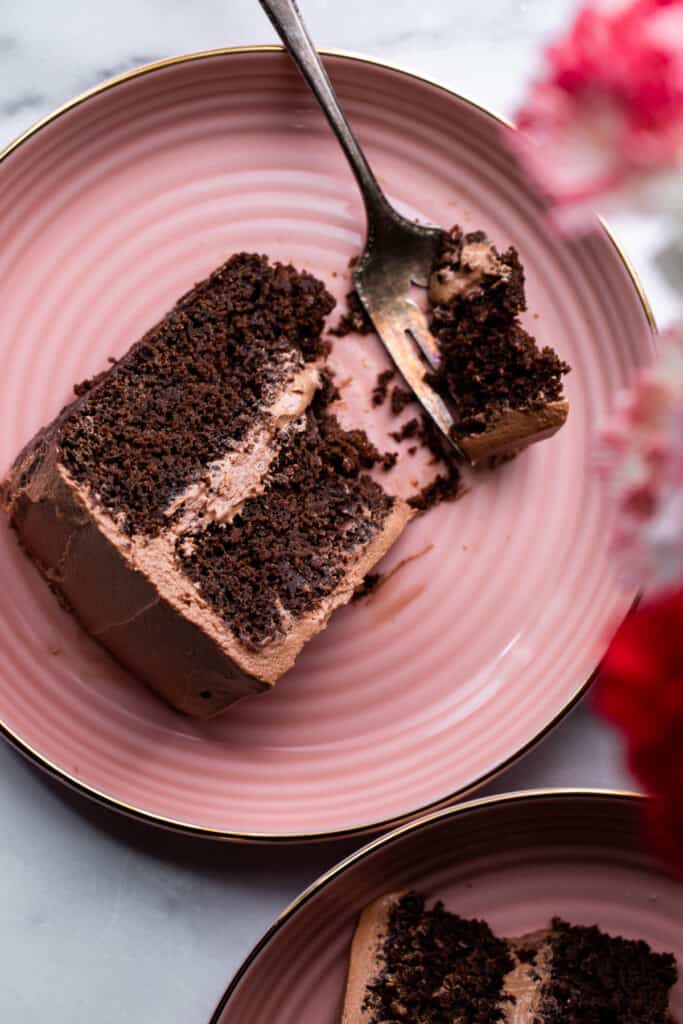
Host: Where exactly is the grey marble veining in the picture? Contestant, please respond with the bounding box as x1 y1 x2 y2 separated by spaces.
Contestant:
0 2 659 1022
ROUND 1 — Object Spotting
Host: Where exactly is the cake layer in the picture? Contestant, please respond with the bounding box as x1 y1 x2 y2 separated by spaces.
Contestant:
503 931 553 1024
341 891 513 1024
537 918 678 1024
176 406 410 650
58 252 335 536
4 254 412 717
458 400 569 463
341 892 678 1024
164 361 323 531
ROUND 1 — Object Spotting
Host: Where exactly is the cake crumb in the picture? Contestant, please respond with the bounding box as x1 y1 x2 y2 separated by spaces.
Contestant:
408 470 461 511
372 369 395 407
329 290 374 337
389 417 420 443
352 572 382 601
390 386 415 416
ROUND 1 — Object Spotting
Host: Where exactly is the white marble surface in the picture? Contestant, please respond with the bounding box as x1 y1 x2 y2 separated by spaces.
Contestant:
0 2 666 1022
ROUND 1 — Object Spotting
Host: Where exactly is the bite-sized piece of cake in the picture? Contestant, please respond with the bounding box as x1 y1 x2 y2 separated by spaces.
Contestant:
3 254 412 718
341 891 678 1024
428 227 570 463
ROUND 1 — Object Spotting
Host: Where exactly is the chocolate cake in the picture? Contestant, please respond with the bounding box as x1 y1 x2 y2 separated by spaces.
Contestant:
3 254 412 718
341 892 677 1024
4 222 571 717
428 227 570 463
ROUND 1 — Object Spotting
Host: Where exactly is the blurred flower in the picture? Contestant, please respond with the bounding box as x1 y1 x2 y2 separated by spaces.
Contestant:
511 0 683 874
596 586 683 873
597 324 683 594
509 0 683 228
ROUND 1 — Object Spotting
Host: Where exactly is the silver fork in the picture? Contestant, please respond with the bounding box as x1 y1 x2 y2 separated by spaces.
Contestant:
259 0 465 460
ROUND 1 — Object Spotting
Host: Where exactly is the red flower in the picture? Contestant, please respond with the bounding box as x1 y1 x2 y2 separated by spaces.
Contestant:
597 587 683 873
511 0 683 875
510 0 683 226
547 0 683 146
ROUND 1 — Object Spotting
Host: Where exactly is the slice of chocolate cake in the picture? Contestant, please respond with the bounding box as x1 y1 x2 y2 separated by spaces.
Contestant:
341 892 678 1024
3 254 412 718
341 891 516 1024
427 227 570 463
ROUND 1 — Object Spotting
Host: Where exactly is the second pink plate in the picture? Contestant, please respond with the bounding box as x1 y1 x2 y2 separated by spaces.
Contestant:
212 792 682 1021
0 48 653 839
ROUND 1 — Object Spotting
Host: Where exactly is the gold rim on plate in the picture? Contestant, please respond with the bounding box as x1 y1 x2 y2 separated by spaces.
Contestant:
0 46 653 843
208 788 645 1021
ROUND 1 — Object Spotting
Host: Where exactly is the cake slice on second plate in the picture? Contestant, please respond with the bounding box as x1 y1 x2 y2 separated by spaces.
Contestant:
341 891 678 1024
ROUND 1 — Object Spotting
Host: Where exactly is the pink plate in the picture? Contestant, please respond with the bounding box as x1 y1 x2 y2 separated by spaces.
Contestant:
0 49 653 840
212 791 682 1022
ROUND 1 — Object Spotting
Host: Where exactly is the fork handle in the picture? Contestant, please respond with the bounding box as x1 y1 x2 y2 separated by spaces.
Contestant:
259 0 391 229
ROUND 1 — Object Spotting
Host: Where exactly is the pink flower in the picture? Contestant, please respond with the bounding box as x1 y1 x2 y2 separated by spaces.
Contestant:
510 0 683 227
598 324 683 594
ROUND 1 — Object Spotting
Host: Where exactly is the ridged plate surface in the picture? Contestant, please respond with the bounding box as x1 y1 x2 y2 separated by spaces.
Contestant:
0 50 653 838
214 793 682 1021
